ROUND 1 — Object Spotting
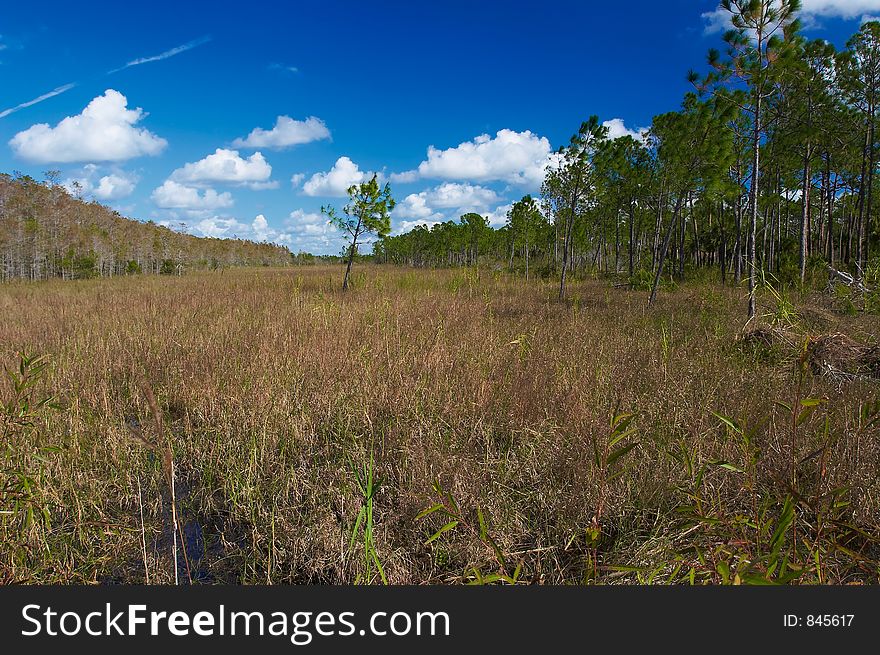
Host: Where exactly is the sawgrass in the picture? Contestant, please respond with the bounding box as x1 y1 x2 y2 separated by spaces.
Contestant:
0 265 877 584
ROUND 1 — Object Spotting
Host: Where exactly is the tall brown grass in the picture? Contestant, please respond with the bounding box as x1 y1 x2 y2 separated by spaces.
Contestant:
0 265 877 584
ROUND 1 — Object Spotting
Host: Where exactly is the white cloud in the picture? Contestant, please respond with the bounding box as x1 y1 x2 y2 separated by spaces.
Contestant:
286 208 327 226
252 214 271 239
424 182 499 209
395 182 500 220
232 115 330 149
803 0 880 18
290 173 305 187
193 217 250 238
8 89 167 163
415 129 555 188
109 36 211 73
0 83 77 120
249 180 280 190
249 213 291 243
285 208 338 252
93 173 137 200
301 156 377 196
392 182 506 236
268 63 300 74
703 0 880 33
393 198 513 233
395 194 442 221
170 148 273 188
484 203 514 228
151 180 233 210
178 212 291 245
603 118 648 142
63 164 138 201
701 7 732 34
389 170 418 184
397 219 440 233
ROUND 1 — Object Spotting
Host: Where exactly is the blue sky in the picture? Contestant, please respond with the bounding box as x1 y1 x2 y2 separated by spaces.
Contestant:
1 0 878 254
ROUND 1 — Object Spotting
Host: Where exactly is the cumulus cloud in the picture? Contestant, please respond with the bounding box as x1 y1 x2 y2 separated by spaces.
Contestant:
252 214 271 240
286 208 331 233
170 148 273 188
603 118 648 142
395 183 500 220
248 214 292 243
484 203 514 228
63 164 138 201
422 182 499 209
389 170 419 184
802 0 880 18
151 180 233 210
192 217 250 238
232 115 330 149
394 194 442 221
284 208 338 252
166 212 291 245
393 197 514 234
415 129 555 188
396 219 441 233
301 156 378 196
290 173 305 187
8 89 167 163
703 0 880 33
93 173 137 200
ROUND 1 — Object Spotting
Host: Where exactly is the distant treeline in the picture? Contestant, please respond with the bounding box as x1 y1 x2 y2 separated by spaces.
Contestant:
0 172 294 281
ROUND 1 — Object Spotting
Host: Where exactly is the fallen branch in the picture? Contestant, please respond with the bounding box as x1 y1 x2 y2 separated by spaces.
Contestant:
827 265 871 294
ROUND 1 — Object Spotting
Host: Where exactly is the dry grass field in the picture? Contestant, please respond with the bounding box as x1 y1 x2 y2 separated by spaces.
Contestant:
1 265 878 584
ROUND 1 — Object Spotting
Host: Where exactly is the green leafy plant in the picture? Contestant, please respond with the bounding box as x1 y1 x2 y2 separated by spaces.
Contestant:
1 354 60 575
349 450 387 584
758 269 799 329
582 408 639 581
417 479 521 584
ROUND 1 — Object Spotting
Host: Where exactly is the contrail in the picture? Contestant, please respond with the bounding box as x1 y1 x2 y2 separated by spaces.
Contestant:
0 83 77 119
108 35 211 73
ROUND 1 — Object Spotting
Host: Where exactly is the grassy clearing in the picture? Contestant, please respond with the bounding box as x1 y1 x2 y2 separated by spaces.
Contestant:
0 265 878 584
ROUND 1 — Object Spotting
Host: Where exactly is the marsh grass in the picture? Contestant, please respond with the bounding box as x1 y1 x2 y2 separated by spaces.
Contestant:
0 265 877 584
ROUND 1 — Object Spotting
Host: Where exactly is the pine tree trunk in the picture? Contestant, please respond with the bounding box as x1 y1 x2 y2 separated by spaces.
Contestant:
747 88 762 320
800 147 811 283
628 199 635 278
649 194 685 305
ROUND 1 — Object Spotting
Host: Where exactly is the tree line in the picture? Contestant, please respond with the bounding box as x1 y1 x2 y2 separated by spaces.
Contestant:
0 172 293 281
375 2 880 317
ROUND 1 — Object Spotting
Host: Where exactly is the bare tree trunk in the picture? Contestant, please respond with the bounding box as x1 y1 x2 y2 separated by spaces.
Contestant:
628 199 635 278
649 194 685 305
508 234 515 271
560 176 580 300
734 163 743 284
747 87 762 320
800 148 811 283
343 240 357 291
720 200 727 285
342 217 363 291
856 126 869 271
827 165 837 266
865 117 875 270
